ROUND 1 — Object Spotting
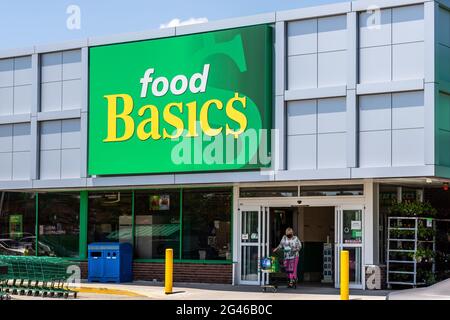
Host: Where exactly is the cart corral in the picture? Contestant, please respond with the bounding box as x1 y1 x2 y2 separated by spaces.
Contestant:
0 256 79 299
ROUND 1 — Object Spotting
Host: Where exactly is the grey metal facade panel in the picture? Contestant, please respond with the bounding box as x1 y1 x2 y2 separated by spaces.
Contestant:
174 171 272 184
275 21 286 96
0 47 34 60
0 0 445 191
175 13 275 36
350 165 435 178
347 12 357 90
37 109 81 121
88 175 175 187
0 114 31 124
0 180 32 190
80 112 88 178
274 95 286 172
285 86 347 100
276 2 351 21
356 79 425 95
32 178 87 189
34 39 88 54
88 28 176 47
352 0 429 11
81 48 88 113
30 118 38 180
275 168 351 180
346 89 357 167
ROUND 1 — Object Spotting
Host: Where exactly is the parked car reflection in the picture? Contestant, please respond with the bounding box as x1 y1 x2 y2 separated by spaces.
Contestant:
0 233 55 256
0 239 26 255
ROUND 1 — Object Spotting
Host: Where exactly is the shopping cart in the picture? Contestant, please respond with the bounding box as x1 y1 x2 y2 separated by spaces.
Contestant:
260 256 280 292
0 256 78 299
0 263 11 300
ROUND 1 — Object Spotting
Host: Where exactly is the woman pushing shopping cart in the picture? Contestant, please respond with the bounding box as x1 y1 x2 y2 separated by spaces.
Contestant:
273 227 302 288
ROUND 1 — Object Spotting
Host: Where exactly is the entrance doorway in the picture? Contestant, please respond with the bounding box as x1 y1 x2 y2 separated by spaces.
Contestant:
238 204 365 288
297 206 335 284
267 206 335 286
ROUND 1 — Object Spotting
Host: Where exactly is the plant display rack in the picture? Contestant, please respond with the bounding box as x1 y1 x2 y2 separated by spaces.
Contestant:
387 217 436 287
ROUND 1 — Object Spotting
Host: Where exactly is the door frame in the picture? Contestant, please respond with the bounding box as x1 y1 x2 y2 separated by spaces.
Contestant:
335 205 365 290
237 205 270 285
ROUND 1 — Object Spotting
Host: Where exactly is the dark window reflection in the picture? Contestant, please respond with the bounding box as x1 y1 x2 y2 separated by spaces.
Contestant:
182 189 232 260
88 192 132 244
134 190 180 259
0 192 36 256
300 185 364 196
38 192 80 257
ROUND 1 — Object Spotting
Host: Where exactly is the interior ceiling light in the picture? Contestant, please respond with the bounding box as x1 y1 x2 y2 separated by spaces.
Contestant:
426 178 433 184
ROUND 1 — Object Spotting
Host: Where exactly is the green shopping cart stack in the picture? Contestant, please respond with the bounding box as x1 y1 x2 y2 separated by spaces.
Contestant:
0 262 11 300
0 256 78 299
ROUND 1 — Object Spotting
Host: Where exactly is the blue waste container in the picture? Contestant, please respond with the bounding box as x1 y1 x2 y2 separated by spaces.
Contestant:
88 243 133 283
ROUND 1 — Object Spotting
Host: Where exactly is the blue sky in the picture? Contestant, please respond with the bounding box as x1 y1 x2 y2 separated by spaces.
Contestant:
0 0 345 50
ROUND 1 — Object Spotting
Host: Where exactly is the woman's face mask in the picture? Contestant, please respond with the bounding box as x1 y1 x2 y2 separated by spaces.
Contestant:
287 234 293 239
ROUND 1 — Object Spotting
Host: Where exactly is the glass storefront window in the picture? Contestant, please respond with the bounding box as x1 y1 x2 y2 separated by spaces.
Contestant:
300 185 364 197
88 191 132 244
182 189 232 260
239 186 298 198
38 192 80 257
0 192 36 256
134 190 180 259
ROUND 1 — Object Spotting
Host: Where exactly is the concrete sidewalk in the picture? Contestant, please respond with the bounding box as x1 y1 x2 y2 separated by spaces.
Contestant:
72 281 390 300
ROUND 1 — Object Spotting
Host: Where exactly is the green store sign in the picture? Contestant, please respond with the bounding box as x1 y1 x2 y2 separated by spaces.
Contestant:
88 25 273 175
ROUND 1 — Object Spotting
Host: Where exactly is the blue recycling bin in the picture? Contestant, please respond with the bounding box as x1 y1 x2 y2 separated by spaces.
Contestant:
88 242 133 283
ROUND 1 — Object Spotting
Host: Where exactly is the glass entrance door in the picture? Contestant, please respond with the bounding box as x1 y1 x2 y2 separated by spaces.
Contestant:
239 206 269 285
335 206 364 289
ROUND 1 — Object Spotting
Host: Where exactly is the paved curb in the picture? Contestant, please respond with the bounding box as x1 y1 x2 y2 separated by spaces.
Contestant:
74 286 144 297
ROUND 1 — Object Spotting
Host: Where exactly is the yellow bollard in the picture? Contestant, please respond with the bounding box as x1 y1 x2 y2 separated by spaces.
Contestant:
165 248 173 294
340 250 349 300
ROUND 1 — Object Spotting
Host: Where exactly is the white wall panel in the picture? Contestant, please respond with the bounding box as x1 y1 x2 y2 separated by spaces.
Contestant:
12 151 30 180
13 56 32 86
392 4 424 44
41 52 62 83
317 97 346 133
0 87 13 116
392 128 424 166
41 82 62 112
359 9 392 48
0 59 13 87
359 46 391 83
288 54 317 89
0 153 12 180
287 134 316 170
287 19 317 56
318 51 346 87
318 132 346 168
359 94 391 131
318 15 347 52
392 91 424 129
392 42 424 80
359 130 391 167
13 85 32 114
287 100 317 135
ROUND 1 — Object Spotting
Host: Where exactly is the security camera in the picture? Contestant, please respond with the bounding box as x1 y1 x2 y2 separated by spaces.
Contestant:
297 200 302 204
